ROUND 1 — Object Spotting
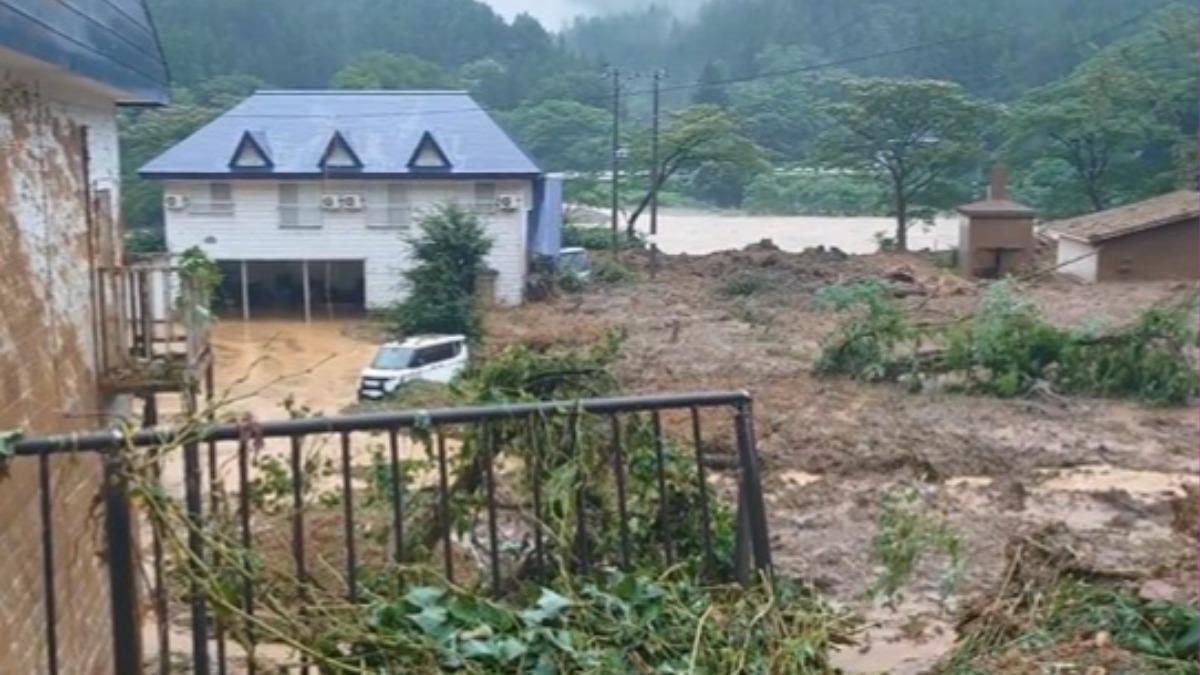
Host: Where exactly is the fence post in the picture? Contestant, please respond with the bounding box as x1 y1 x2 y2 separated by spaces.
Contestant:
733 403 773 576
103 450 144 675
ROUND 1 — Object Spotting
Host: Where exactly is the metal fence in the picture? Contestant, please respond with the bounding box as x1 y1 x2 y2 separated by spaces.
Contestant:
11 390 772 674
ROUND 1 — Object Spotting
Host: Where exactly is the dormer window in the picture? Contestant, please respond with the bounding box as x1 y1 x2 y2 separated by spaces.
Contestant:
319 131 363 171
229 131 272 169
407 131 451 171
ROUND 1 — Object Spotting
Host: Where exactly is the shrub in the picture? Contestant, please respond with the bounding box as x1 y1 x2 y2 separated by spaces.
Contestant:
744 170 890 216
715 270 772 298
814 280 916 382
562 224 644 251
590 257 636 285
390 204 492 339
816 280 1197 404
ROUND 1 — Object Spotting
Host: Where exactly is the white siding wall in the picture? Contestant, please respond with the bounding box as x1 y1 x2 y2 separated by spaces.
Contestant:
163 178 533 306
1056 236 1099 283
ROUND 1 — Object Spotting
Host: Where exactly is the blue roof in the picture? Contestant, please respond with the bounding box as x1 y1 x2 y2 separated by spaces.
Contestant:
0 0 168 104
140 91 542 178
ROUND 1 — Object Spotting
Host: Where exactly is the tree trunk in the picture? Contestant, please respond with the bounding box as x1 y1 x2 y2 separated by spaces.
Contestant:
894 191 908 252
1084 179 1106 211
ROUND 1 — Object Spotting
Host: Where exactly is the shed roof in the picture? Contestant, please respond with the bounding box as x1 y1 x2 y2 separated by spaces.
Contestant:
957 198 1035 218
1045 190 1200 243
0 0 168 104
139 90 541 178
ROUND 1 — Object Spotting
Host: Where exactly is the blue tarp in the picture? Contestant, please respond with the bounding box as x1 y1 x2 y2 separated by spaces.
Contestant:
530 173 563 258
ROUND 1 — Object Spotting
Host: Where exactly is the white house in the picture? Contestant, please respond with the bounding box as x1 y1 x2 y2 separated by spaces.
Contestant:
140 90 558 318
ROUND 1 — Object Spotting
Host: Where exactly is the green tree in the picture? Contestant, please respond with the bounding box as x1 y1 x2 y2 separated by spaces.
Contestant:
626 105 768 230
499 100 611 172
333 51 458 90
1006 4 1197 214
191 73 267 108
815 78 993 251
391 205 493 339
730 45 844 161
119 104 224 241
458 58 508 106
692 60 730 107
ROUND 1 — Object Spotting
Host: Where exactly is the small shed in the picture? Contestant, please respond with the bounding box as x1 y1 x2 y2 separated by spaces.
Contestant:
1045 191 1199 282
957 167 1036 278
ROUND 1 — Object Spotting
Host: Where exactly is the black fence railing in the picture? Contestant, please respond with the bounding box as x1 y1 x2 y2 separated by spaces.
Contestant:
12 390 772 674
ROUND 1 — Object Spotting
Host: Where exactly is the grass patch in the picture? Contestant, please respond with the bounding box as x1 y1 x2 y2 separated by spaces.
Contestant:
716 271 774 298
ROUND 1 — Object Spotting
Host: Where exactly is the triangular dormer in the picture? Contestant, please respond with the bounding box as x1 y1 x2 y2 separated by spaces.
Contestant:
407 131 452 171
319 130 363 171
229 131 272 169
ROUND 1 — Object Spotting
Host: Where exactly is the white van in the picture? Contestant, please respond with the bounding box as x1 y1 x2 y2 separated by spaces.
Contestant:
357 334 469 400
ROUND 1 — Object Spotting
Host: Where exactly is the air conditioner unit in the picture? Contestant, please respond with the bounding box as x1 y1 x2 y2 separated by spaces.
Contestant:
340 194 364 210
319 194 341 211
496 194 522 211
164 194 189 210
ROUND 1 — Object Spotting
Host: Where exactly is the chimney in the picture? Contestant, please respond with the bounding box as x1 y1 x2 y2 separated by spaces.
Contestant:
988 165 1008 200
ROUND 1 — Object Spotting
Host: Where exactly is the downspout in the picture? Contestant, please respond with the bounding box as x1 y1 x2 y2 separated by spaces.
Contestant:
81 126 102 387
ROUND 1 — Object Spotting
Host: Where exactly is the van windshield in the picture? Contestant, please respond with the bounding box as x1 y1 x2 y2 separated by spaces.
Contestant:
371 346 416 370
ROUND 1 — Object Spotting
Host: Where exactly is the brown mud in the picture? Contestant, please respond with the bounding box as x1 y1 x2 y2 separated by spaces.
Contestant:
166 245 1197 673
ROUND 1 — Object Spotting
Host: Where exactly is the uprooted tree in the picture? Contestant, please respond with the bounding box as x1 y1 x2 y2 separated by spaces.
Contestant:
815 280 1198 405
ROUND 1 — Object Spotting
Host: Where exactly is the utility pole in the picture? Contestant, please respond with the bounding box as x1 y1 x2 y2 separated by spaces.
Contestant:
609 67 620 254
649 69 662 278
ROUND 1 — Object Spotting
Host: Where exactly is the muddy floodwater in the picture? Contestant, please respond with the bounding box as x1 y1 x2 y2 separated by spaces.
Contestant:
637 208 959 254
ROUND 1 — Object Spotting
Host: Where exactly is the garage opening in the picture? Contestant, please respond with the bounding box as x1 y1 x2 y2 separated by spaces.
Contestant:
215 260 365 319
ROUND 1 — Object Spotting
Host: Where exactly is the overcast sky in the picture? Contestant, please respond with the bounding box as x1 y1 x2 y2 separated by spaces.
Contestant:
484 0 705 30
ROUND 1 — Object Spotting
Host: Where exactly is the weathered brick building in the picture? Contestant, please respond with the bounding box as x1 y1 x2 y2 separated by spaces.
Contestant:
0 2 168 672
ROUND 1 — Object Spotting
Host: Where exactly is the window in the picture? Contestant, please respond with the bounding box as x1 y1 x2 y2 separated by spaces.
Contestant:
279 184 299 227
367 183 410 229
208 182 233 214
415 342 456 366
474 182 497 214
371 346 415 370
474 182 496 203
278 184 320 228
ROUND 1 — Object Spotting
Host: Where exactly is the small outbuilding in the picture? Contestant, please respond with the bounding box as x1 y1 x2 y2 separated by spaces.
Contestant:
956 167 1037 278
1045 190 1199 282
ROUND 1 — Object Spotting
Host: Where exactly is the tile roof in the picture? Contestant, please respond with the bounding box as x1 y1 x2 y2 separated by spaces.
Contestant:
1045 190 1200 243
139 90 541 177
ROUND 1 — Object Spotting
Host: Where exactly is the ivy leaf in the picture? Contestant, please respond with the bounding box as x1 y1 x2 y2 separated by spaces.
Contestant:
460 638 497 660
495 636 529 663
0 429 21 479
409 605 449 637
522 589 573 626
405 586 446 609
367 602 404 630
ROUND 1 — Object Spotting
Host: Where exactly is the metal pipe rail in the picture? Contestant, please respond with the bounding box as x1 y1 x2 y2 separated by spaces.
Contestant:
11 390 772 675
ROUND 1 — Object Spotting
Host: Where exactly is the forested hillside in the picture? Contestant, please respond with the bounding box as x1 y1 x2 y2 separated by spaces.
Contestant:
122 0 1198 249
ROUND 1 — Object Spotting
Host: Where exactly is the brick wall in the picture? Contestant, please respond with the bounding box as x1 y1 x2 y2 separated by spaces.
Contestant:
0 64 125 675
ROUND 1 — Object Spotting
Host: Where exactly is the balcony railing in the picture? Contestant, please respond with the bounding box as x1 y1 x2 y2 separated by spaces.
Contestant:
275 201 504 230
11 391 772 674
96 256 211 392
186 200 236 216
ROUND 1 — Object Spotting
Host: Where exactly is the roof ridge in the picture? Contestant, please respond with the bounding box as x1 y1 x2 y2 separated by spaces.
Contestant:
254 89 470 96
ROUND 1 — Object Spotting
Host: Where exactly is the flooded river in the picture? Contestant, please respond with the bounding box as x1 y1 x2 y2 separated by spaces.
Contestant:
638 209 959 255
